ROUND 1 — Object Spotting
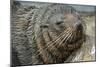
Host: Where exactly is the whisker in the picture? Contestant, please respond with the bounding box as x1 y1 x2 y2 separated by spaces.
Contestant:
68 30 74 43
54 29 71 47
46 29 72 56
58 30 72 48
50 29 72 56
45 30 69 49
58 32 71 47
33 28 69 58
45 29 68 49
49 29 71 50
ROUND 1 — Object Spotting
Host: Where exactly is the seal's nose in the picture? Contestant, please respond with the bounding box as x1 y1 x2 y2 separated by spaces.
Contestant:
75 21 82 30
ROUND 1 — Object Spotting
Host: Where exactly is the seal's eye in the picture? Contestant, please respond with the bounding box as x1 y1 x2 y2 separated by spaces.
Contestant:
40 25 48 28
56 21 63 25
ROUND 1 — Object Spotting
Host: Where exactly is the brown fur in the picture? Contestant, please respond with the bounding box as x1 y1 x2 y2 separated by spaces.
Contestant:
33 4 85 64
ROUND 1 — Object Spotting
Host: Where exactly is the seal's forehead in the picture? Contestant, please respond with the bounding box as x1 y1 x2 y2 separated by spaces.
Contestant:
47 4 76 15
49 14 65 23
65 13 78 22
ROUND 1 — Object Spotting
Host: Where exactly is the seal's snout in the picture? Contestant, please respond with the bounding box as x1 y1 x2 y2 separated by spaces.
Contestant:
75 21 83 31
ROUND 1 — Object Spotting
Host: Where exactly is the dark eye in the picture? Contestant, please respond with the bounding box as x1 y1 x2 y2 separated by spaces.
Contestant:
56 21 63 25
40 25 48 28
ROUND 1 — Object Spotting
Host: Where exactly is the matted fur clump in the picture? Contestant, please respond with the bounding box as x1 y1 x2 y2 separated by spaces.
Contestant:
26 4 85 64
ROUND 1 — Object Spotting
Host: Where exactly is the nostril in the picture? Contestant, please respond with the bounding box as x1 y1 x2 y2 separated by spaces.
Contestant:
77 24 82 30
75 22 82 30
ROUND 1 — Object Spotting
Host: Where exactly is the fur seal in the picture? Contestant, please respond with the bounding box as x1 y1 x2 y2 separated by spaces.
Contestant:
27 4 85 64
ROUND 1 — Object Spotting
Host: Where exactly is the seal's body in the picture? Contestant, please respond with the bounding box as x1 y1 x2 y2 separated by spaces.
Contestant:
27 4 84 64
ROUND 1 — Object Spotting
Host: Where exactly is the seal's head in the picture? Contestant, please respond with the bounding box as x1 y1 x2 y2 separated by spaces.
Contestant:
32 4 85 63
39 4 84 49
49 13 83 44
